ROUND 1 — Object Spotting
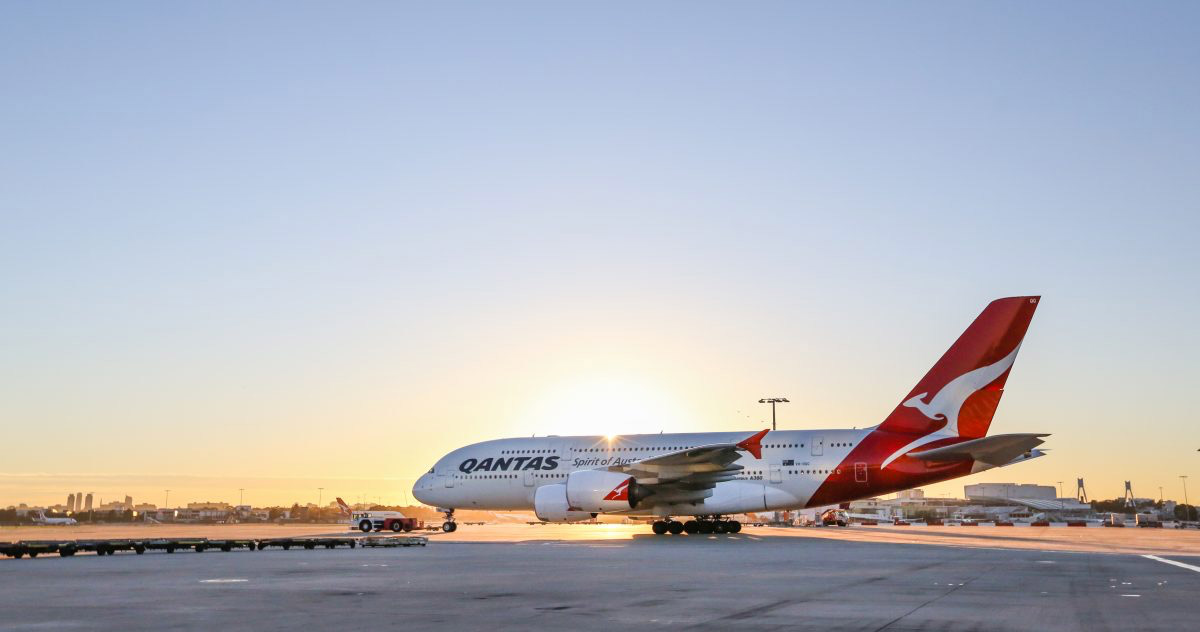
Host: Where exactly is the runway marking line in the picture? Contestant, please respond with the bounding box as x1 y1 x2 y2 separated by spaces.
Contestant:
1142 554 1200 573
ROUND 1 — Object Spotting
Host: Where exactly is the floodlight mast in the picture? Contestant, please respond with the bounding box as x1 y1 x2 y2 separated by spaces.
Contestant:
758 397 789 431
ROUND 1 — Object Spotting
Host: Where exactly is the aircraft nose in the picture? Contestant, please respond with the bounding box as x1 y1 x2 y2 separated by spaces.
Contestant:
412 473 436 505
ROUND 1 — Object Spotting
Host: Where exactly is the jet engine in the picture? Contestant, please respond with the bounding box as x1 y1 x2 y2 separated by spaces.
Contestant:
565 469 652 512
533 484 596 523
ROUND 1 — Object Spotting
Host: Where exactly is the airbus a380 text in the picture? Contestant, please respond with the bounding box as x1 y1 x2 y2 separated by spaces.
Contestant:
413 296 1047 535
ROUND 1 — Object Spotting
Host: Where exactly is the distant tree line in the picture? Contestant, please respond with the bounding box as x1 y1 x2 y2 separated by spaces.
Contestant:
1090 498 1197 520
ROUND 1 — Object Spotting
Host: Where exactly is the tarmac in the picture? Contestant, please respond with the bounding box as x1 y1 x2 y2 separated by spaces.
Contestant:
3 524 1199 631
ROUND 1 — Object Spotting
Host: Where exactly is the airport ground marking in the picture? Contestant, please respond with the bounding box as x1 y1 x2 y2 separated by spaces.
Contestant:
1141 554 1200 573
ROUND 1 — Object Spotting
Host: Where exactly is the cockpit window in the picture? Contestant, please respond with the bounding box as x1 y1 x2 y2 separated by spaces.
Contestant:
428 468 435 474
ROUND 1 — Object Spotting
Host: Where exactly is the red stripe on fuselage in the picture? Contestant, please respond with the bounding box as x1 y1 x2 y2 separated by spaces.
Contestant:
805 431 973 507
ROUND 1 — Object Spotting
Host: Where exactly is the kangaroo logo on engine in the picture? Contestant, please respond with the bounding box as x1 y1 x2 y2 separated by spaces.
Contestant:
459 455 560 473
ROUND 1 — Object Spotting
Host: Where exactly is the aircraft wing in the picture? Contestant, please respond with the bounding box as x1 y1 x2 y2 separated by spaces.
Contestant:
908 433 1049 466
603 429 768 487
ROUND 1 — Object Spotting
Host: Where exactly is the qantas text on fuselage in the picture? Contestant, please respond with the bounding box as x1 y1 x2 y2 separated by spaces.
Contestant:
413 297 1048 534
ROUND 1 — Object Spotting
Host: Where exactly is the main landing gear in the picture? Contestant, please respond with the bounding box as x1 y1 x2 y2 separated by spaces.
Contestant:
438 507 457 533
651 516 741 535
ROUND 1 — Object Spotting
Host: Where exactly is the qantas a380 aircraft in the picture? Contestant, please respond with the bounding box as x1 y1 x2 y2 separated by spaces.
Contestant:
413 296 1047 535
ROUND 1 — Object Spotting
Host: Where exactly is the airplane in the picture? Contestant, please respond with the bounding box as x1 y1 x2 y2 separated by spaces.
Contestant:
32 510 77 526
412 296 1048 535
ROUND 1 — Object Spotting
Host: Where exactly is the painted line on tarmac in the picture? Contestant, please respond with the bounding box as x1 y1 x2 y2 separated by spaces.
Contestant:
1142 555 1200 573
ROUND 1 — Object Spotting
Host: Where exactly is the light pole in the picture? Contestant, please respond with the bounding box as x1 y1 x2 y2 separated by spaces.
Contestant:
164 490 170 508
317 488 324 522
1182 476 1192 522
1057 481 1063 510
239 488 244 506
758 397 789 431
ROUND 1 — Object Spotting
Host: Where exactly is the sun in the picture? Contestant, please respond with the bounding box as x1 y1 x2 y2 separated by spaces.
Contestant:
520 376 688 438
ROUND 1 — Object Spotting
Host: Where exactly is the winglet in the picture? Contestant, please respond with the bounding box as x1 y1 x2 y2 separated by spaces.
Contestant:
736 429 769 459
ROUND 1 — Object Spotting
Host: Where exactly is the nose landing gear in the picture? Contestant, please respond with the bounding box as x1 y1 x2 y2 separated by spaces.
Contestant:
438 507 457 533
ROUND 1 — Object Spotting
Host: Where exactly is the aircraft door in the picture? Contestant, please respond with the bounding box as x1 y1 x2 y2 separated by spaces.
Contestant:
769 463 782 484
854 462 868 483
812 437 824 456
524 470 535 487
443 474 454 488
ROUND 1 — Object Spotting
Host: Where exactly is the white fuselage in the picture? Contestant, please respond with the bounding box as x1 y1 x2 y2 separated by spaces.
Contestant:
412 429 870 516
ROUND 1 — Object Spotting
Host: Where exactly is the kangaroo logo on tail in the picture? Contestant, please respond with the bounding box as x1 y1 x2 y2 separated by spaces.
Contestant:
882 343 1022 469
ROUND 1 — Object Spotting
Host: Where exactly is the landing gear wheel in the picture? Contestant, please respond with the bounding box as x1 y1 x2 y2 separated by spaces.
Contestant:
698 520 715 534
668 521 684 535
729 521 742 533
714 521 729 534
683 520 700 535
652 521 668 535
439 508 457 533
359 519 373 532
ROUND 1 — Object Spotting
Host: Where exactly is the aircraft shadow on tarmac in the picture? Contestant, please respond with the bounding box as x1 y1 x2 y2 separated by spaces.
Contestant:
511 528 1190 554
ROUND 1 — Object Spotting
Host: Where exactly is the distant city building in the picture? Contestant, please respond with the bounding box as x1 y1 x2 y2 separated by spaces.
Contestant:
897 489 925 500
84 493 94 511
187 501 233 511
124 495 133 509
67 493 76 513
964 483 1056 501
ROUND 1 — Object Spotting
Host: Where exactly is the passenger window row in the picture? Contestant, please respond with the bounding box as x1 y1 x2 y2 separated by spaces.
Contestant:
576 446 695 452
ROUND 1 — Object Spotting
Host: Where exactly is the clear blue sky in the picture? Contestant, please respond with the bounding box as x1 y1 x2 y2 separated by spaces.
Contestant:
2 2 1197 506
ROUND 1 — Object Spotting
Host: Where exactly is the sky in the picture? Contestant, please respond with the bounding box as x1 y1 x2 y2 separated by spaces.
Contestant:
2 2 1198 508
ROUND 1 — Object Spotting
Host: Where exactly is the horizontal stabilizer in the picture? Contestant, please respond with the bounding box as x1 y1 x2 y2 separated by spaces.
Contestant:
908 433 1049 466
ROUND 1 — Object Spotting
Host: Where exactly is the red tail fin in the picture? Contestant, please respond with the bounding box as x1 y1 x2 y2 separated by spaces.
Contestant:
878 296 1040 439
336 497 351 516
